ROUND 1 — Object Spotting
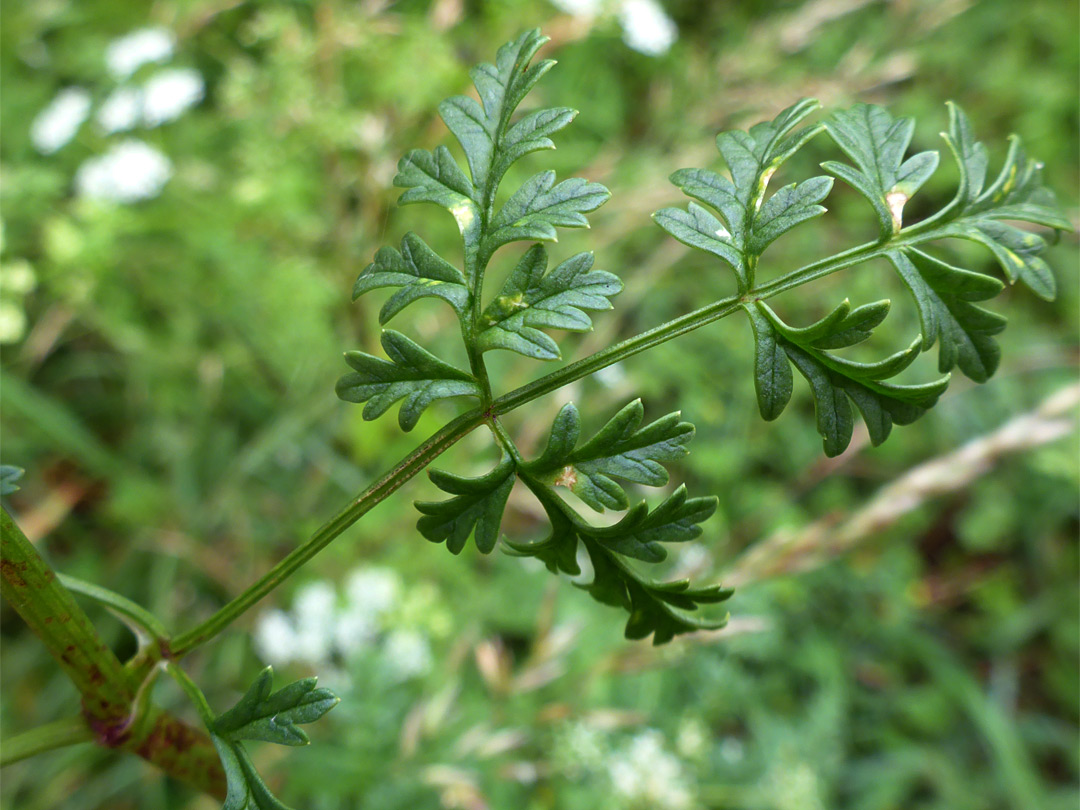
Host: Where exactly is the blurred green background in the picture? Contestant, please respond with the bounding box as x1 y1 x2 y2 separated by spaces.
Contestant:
1 1 1077 808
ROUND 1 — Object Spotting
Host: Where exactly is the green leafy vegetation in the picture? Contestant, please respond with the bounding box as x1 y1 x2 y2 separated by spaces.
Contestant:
1 3 1076 809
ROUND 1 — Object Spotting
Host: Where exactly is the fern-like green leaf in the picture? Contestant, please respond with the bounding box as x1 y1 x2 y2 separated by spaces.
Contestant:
352 232 469 323
415 454 516 554
476 245 622 360
439 29 573 197
213 667 340 747
522 399 694 511
656 98 828 290
822 103 940 239
888 248 1005 382
745 301 948 456
336 331 480 431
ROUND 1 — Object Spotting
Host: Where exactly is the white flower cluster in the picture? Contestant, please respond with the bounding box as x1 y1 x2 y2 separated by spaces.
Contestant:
29 27 205 204
550 0 678 56
75 140 172 203
105 27 176 80
607 729 694 809
253 568 435 683
30 88 91 155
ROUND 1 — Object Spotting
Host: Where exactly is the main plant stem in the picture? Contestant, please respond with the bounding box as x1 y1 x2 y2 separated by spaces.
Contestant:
0 508 227 797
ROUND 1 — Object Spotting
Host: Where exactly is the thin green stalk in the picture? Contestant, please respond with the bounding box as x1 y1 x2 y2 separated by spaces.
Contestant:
0 716 92 766
58 573 170 646
165 663 216 727
168 407 487 657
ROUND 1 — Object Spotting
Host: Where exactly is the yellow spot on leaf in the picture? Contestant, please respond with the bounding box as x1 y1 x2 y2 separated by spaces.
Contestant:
554 465 577 488
886 191 908 232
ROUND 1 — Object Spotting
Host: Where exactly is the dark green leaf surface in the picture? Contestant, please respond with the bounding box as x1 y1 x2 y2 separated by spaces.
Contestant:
888 248 1005 382
336 331 480 431
439 29 571 196
394 146 479 235
925 103 1070 300
658 98 827 289
477 246 622 360
0 465 23 496
504 476 728 645
745 301 948 456
483 172 609 257
822 103 940 239
352 232 469 324
580 542 732 645
212 735 295 810
415 454 516 554
523 400 695 511
213 667 340 747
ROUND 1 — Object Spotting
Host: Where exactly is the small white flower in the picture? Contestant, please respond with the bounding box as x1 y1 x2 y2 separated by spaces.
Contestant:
618 0 678 56
550 0 605 14
292 581 338 664
333 607 378 657
106 27 175 80
343 567 401 621
97 87 143 134
254 609 298 666
31 88 91 154
75 140 172 203
142 68 205 127
608 729 693 809
383 629 432 681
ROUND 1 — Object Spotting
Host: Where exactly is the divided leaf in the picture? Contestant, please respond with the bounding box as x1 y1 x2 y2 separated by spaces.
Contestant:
207 668 339 810
484 171 610 258
0 465 23 496
888 248 1005 382
439 28 574 195
415 454 516 554
477 245 622 360
212 736 295 810
336 330 480 431
822 103 940 239
352 232 469 324
926 103 1071 301
214 667 340 747
657 98 828 289
744 301 948 456
394 146 479 236
505 475 727 645
523 399 695 511
580 541 732 645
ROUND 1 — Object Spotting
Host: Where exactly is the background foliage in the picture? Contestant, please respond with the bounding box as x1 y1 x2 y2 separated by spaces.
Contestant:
1 1 1077 808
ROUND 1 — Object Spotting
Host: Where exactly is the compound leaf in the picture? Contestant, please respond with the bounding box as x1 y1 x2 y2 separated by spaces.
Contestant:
523 400 695 511
415 454 516 554
352 232 469 324
213 735 295 810
0 465 23 496
484 171 609 257
477 245 622 360
659 98 827 289
745 301 948 456
888 248 1005 382
580 543 732 645
439 29 573 195
213 667 340 747
822 103 940 239
336 330 480 431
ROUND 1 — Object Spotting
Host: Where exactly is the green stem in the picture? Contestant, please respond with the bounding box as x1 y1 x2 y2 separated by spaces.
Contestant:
59 573 170 645
165 663 216 727
169 407 487 657
0 507 135 726
0 716 93 766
